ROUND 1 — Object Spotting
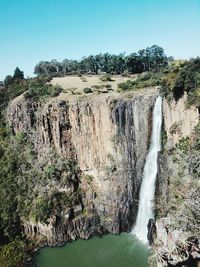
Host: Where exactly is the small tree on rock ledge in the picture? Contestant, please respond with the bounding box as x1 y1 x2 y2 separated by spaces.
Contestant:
13 67 24 80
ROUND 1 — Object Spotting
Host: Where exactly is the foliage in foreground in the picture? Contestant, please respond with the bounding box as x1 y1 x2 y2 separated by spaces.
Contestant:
0 240 27 267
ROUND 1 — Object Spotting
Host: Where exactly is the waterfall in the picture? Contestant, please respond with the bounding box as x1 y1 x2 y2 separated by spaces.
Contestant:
132 96 162 244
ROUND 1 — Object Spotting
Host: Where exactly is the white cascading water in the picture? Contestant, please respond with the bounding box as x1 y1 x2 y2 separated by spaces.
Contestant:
132 96 162 244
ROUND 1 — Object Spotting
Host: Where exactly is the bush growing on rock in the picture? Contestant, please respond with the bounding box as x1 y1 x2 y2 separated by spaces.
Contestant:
176 136 190 152
84 174 94 184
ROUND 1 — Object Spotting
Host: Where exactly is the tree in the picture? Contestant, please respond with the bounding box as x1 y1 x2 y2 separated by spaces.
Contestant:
33 45 169 77
4 75 13 86
34 61 47 76
13 67 24 80
172 59 200 100
100 53 111 73
149 45 168 71
109 54 126 74
138 49 148 71
137 45 168 72
126 53 143 73
83 55 99 74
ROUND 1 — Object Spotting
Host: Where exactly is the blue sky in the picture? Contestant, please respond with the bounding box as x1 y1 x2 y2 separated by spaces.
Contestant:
0 0 200 79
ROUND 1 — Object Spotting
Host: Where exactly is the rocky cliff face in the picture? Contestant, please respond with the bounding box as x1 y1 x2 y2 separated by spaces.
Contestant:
156 94 199 217
7 88 157 245
153 94 200 266
163 93 199 148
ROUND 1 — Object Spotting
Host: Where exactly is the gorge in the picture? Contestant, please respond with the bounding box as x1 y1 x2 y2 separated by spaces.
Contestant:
1 58 200 267
35 94 162 267
1 1 200 265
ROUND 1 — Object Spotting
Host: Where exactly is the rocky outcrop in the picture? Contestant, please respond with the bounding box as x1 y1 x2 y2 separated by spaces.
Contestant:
163 93 199 148
157 94 199 215
147 219 156 246
22 213 103 246
7 88 158 245
153 94 200 267
155 216 200 267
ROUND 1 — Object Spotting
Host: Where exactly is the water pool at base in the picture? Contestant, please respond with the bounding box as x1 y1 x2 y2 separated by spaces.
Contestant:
36 233 149 267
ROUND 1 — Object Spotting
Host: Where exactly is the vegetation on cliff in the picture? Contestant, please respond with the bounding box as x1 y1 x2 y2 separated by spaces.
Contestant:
117 57 200 110
0 240 28 267
0 127 83 265
0 128 81 235
0 72 79 265
0 131 31 265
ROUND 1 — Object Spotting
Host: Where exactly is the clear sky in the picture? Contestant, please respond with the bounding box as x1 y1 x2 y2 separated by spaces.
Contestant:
0 0 200 79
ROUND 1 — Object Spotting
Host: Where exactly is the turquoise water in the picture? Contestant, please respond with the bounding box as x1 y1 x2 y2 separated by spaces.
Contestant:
36 233 149 267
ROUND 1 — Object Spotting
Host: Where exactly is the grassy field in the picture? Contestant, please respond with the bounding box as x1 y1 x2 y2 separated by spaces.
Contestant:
50 74 138 94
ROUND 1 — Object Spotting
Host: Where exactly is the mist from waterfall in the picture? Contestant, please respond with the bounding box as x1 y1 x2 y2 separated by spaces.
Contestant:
132 96 162 244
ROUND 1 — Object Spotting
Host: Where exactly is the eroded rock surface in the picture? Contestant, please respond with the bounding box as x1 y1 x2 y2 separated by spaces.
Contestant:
163 93 199 148
153 94 200 267
8 89 157 245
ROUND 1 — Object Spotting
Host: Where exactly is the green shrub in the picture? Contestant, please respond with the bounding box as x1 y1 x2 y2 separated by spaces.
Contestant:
161 129 167 148
105 153 116 172
186 88 200 108
105 84 112 90
83 87 93 93
15 132 27 145
25 78 53 100
194 121 200 146
84 174 94 184
118 80 133 91
139 72 152 81
176 137 190 152
50 85 63 97
0 240 27 267
117 73 163 92
31 192 69 223
99 74 114 82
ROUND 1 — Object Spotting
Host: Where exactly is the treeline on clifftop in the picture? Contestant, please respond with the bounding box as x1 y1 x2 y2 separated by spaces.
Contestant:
2 45 200 109
115 56 200 107
34 45 168 76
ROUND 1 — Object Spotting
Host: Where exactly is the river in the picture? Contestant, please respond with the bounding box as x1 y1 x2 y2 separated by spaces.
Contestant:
36 233 149 267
